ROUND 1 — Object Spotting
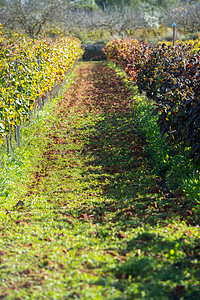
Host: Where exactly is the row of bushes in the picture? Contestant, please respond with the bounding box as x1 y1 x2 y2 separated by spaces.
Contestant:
0 25 84 143
104 39 200 162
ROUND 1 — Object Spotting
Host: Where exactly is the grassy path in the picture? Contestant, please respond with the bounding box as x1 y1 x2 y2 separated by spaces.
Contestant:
0 62 199 299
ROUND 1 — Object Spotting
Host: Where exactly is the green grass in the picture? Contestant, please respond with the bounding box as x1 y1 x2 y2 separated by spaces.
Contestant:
108 61 200 205
0 62 199 299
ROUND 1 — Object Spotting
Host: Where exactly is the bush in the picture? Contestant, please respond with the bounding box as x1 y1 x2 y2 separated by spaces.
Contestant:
104 38 200 162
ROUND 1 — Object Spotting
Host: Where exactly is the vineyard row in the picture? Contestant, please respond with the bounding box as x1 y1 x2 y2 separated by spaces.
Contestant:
104 39 200 162
0 25 84 151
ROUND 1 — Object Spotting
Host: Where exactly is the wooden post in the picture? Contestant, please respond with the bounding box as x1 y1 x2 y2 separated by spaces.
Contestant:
16 125 21 147
172 23 176 46
14 62 21 147
37 55 42 110
6 134 10 154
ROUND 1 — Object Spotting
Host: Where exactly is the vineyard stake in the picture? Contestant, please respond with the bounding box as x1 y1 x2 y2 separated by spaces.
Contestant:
172 23 176 46
37 55 42 110
14 61 21 147
6 134 10 154
16 125 21 147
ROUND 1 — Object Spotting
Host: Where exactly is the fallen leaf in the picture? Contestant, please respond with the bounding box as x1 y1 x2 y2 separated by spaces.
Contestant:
78 213 89 220
23 243 32 248
153 202 158 209
117 232 128 239
44 237 54 242
34 253 42 258
20 269 33 275
43 259 53 266
125 212 132 218
57 263 65 269
22 281 32 288
106 250 117 256
187 210 193 216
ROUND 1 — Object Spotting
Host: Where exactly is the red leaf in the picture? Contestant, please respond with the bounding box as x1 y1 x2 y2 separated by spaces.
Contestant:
117 232 128 239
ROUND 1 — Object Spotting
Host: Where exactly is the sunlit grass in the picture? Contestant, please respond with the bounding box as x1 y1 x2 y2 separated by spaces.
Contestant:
0 62 199 299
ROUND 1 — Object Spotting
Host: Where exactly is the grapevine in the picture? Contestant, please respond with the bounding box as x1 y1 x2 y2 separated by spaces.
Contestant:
0 25 84 145
104 39 200 162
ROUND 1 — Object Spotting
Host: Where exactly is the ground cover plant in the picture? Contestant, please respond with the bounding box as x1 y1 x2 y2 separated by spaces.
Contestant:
108 62 200 204
0 61 199 299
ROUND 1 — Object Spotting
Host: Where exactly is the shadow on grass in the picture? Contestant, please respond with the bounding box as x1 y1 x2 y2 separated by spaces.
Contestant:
79 63 158 221
79 110 199 299
80 107 197 228
75 63 200 299
75 62 197 224
87 231 200 299
112 234 200 299
79 109 164 225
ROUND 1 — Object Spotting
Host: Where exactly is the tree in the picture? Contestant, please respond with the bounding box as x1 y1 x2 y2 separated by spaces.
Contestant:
0 0 99 37
0 0 8 25
92 5 148 36
0 0 62 38
94 0 182 10
163 1 200 33
60 5 148 37
95 0 140 9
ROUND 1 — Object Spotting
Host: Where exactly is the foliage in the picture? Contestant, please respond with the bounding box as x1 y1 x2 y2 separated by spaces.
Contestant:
104 38 200 162
104 38 150 83
0 61 199 299
109 61 200 200
0 25 83 143
137 42 200 161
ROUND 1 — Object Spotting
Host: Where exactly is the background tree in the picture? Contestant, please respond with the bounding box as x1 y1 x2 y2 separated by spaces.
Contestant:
94 0 182 9
2 0 199 41
59 5 148 37
0 0 99 37
95 0 141 9
163 1 200 33
0 0 62 38
90 5 147 36
0 0 8 25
